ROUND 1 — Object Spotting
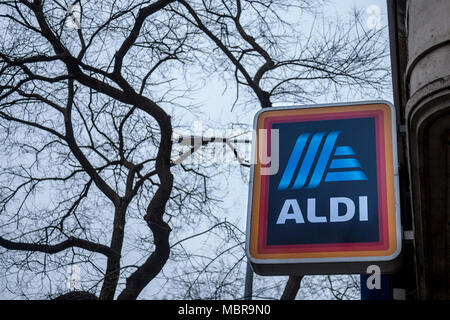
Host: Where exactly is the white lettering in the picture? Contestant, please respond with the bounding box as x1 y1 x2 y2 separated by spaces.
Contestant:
276 196 369 224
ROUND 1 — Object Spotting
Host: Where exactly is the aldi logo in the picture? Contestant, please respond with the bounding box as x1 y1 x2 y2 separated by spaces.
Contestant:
246 102 402 276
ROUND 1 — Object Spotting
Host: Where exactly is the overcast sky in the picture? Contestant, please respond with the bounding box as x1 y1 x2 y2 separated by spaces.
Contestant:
0 0 392 300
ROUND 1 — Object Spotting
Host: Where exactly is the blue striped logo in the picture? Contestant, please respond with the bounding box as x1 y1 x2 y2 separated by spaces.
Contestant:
278 131 367 190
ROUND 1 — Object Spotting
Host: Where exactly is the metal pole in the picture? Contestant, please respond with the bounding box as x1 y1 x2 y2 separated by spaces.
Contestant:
244 261 253 300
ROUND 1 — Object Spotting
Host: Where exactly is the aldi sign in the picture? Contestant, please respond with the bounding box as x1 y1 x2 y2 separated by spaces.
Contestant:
246 101 402 275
